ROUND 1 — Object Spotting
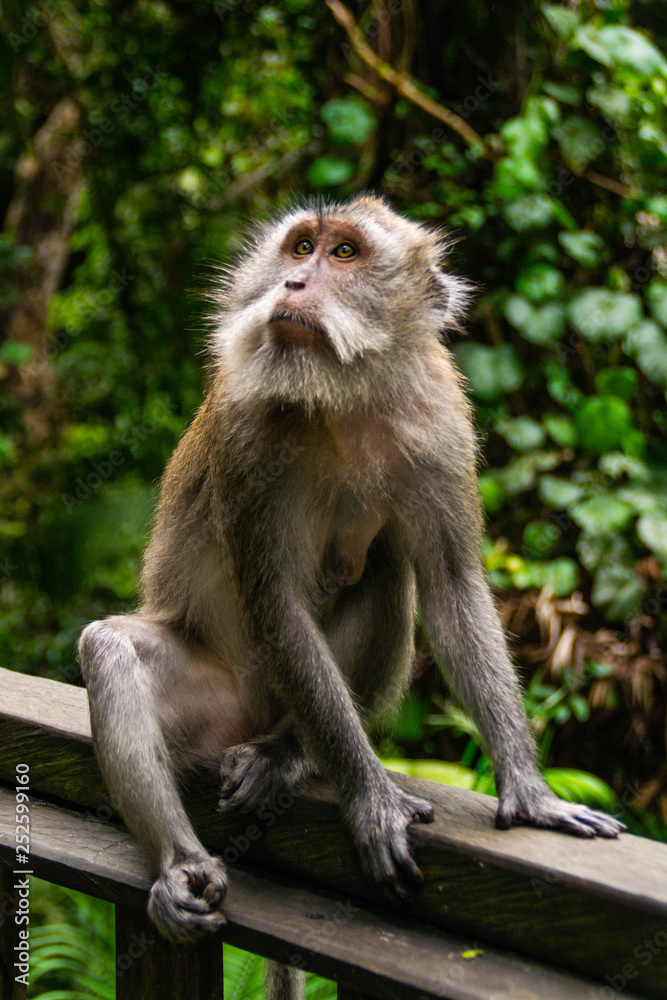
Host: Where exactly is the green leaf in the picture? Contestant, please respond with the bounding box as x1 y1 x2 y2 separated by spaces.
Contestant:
453 342 524 400
568 289 643 342
501 115 549 159
523 520 560 558
646 280 667 327
538 475 584 509
637 515 667 559
553 117 604 172
307 156 355 187
592 556 646 621
543 768 617 810
503 194 556 232
385 690 428 742
594 367 638 399
321 98 376 145
575 396 633 453
384 759 477 789
497 416 546 451
504 296 565 345
541 4 579 40
541 557 580 595
558 230 609 269
542 82 581 106
542 414 577 447
599 452 650 481
596 26 667 76
586 84 632 123
516 264 564 303
478 474 506 514
0 340 33 365
573 25 614 67
571 494 635 532
624 321 667 388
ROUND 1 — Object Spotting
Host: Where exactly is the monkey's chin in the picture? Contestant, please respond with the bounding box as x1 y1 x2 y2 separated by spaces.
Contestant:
268 318 331 352
236 344 372 414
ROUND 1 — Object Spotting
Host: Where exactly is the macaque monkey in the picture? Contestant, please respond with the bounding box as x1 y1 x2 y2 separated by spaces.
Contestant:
79 194 624 964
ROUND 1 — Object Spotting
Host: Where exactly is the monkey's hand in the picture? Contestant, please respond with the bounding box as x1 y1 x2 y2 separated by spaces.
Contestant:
496 777 625 838
218 733 315 814
346 780 434 898
147 854 228 941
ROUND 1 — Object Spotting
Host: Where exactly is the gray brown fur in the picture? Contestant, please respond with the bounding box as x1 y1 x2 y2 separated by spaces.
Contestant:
78 194 624 996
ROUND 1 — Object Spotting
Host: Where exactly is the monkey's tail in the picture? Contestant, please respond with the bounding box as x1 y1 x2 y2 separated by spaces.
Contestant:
265 959 305 1000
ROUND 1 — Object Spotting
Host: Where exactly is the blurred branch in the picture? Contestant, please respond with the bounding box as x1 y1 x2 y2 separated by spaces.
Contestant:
582 169 635 199
330 0 636 197
215 148 306 205
326 0 491 157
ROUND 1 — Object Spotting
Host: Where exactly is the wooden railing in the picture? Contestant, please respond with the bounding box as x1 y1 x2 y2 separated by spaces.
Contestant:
0 666 665 1000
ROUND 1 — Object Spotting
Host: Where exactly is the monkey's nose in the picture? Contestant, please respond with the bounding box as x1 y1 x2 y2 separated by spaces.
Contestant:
285 279 306 290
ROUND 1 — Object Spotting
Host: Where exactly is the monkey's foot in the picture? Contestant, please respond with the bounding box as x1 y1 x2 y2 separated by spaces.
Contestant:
147 855 228 941
218 733 314 814
496 785 626 838
347 781 434 899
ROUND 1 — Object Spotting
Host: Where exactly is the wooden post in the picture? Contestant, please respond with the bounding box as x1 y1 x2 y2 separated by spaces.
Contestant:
115 902 223 1000
0 861 27 1000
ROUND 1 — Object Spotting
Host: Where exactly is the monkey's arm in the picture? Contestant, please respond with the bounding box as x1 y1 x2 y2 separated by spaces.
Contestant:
408 483 624 839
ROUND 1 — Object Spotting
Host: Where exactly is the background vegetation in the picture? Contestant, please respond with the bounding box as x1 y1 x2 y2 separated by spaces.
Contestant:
1 0 666 995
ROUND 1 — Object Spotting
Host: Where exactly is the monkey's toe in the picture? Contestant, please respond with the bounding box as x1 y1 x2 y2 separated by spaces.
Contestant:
496 791 626 839
147 856 228 941
350 784 433 899
218 735 312 813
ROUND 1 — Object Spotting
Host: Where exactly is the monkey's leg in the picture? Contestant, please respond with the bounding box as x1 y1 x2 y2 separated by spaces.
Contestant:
219 532 415 814
411 520 625 839
78 615 230 940
325 529 416 722
225 509 433 896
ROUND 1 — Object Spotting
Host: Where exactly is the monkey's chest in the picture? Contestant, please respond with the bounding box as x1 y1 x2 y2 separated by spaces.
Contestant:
313 412 399 593
317 492 390 594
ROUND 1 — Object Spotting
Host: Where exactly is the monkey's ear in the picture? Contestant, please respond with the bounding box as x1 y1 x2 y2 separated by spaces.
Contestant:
429 265 472 341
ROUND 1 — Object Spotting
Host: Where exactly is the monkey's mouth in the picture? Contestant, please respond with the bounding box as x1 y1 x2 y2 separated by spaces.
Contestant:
268 308 329 349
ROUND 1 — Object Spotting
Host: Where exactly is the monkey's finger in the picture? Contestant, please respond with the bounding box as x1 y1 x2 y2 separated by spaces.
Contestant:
553 811 622 839
217 789 260 814
391 841 424 886
408 800 434 824
572 807 626 836
219 774 244 799
360 840 405 895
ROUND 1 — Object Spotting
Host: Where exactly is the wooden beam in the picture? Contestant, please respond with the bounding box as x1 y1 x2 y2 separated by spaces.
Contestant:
115 903 223 1000
0 789 617 1000
0 668 665 994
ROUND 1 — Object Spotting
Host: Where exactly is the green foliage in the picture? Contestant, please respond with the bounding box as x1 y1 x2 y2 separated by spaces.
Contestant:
0 0 665 944
421 672 620 811
28 878 337 1000
28 879 114 999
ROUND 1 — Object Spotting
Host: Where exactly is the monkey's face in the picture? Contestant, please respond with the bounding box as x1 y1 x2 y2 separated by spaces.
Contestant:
210 195 469 410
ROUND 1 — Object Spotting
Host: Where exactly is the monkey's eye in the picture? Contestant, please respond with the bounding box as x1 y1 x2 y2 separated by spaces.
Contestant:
293 238 314 256
332 243 357 259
